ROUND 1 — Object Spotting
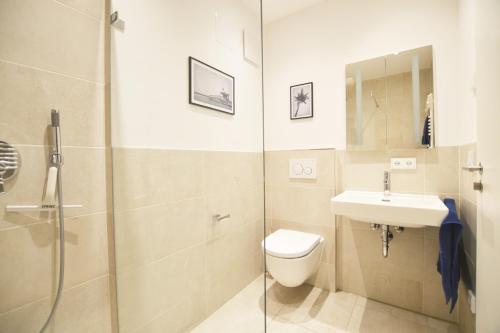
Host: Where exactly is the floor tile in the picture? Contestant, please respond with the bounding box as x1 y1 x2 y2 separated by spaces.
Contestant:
191 298 265 333
267 319 316 333
191 275 459 333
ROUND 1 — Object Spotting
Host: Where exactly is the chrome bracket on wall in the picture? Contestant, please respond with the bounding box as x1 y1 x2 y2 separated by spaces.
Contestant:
462 162 483 174
0 141 20 194
110 11 125 30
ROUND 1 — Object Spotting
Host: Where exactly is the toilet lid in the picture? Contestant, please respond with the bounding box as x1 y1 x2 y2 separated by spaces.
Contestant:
263 229 322 259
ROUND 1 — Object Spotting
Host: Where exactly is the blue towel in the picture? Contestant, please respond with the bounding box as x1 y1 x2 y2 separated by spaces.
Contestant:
422 115 431 145
437 198 463 313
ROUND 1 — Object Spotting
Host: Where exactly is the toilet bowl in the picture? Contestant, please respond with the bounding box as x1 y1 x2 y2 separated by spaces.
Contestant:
262 229 324 287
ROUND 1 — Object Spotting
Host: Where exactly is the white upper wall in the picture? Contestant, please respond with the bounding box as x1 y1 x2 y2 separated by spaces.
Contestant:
457 0 477 145
111 0 263 151
263 0 462 150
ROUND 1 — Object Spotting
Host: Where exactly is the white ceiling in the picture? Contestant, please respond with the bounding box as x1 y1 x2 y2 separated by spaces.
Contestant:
262 0 326 24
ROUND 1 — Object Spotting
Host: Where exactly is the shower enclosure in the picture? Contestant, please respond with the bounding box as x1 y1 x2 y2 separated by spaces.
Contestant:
110 0 266 332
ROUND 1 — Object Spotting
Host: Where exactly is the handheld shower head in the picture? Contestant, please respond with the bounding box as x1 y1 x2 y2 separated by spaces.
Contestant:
51 109 60 127
50 109 63 166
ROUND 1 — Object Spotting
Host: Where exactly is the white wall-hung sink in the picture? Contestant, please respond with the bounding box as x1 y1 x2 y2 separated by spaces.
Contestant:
331 190 449 228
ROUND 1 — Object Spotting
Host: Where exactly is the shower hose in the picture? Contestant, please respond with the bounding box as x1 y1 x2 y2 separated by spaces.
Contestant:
38 166 65 333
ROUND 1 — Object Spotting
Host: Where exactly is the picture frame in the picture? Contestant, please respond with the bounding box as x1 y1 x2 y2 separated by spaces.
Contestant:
189 57 235 115
290 82 313 120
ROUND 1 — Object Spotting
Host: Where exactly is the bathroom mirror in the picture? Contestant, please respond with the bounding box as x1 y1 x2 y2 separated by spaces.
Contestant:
346 45 434 151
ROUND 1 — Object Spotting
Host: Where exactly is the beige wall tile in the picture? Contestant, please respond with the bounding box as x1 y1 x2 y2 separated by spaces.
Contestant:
306 262 335 291
165 150 205 203
153 246 206 323
61 213 110 290
117 244 206 333
0 213 110 313
0 222 53 313
0 62 105 147
62 147 108 216
112 148 170 210
0 0 105 83
0 275 112 333
116 263 159 332
205 222 262 315
113 149 265 330
425 146 459 194
113 205 159 272
113 149 205 211
267 186 334 226
339 151 388 192
423 279 458 322
151 197 208 260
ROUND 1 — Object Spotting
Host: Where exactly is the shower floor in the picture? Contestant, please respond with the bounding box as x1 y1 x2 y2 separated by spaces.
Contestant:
191 274 459 333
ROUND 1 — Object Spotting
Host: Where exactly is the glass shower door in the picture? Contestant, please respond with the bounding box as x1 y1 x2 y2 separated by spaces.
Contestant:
110 0 266 332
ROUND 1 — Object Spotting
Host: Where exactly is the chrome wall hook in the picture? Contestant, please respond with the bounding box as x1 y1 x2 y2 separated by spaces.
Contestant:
110 11 125 30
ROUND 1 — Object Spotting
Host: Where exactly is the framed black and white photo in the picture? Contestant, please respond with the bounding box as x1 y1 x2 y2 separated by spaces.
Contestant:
290 82 313 119
189 57 235 115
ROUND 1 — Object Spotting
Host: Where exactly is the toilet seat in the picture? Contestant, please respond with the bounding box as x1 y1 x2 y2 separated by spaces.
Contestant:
263 229 322 259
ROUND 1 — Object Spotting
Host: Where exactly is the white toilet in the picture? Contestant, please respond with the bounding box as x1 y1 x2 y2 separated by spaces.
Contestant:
262 229 324 287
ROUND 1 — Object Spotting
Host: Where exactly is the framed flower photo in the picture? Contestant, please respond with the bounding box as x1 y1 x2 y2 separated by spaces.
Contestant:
290 82 313 119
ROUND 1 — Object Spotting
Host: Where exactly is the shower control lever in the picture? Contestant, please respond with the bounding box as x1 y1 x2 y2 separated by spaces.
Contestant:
0 141 20 194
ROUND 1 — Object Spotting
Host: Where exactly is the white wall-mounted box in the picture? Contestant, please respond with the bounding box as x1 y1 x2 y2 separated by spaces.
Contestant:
289 159 317 179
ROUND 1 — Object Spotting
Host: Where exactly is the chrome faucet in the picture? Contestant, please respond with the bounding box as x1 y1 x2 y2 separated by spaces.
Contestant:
383 171 390 195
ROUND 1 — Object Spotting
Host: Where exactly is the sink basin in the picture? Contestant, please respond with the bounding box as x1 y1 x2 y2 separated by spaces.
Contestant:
330 190 449 228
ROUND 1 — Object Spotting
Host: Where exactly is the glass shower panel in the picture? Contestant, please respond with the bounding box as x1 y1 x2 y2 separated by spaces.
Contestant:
110 0 265 332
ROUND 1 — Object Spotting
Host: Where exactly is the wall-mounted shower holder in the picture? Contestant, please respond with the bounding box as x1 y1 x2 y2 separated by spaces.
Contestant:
5 204 83 213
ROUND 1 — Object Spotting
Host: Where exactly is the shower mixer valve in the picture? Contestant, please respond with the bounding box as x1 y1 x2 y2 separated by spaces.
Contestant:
0 141 21 194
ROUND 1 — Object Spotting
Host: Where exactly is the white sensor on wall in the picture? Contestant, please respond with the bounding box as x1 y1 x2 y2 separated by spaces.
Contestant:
289 159 317 179
391 157 417 170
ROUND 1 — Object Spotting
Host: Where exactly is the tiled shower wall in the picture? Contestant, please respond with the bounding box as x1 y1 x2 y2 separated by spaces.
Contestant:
265 149 336 291
0 0 114 332
112 148 264 333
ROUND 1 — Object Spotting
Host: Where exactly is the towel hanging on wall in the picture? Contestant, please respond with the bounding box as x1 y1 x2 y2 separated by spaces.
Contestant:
437 198 463 313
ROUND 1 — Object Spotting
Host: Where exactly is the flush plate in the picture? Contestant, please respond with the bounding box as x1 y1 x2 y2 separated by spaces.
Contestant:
289 159 316 179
